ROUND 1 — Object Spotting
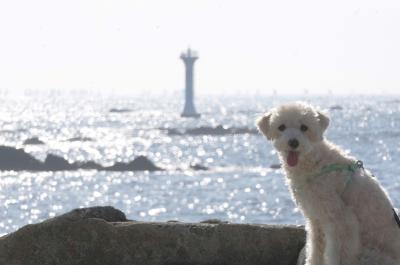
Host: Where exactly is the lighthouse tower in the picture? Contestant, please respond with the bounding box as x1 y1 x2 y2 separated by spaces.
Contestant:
180 48 200 118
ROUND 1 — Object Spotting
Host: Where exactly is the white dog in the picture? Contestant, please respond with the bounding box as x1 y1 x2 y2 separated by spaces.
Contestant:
257 102 400 265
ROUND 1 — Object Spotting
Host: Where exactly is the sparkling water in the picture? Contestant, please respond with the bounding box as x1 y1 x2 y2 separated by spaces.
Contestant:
0 92 400 236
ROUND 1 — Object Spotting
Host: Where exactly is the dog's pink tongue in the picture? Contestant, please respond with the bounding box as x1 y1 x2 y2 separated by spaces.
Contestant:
287 151 299 167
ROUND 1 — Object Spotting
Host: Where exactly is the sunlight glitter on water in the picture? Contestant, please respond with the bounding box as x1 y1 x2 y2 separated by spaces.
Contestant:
1 94 400 236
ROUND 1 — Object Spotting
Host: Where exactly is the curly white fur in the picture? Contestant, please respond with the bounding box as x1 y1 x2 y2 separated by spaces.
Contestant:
257 102 400 265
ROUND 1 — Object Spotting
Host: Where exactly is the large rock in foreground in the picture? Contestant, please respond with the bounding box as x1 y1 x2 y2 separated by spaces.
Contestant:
0 206 305 265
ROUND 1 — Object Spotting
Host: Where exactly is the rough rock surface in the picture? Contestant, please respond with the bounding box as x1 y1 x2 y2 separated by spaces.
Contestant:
0 206 305 265
52 206 128 222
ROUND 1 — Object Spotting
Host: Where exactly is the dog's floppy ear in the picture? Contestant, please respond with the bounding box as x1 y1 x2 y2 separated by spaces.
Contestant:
317 111 330 132
257 112 273 140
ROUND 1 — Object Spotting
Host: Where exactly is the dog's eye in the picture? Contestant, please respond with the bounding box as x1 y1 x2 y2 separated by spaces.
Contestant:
278 124 286 131
300 124 308 132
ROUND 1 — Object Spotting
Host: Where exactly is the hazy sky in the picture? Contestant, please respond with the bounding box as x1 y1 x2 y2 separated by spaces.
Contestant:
0 0 399 95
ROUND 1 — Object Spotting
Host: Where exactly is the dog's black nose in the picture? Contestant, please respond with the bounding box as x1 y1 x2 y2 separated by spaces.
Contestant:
288 139 299 149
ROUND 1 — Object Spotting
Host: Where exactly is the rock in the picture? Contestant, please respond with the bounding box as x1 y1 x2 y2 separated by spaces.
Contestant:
109 108 132 113
187 125 229 135
67 137 95 142
77 161 103 170
0 145 44 171
76 159 164 172
164 128 183 135
23 137 45 145
105 156 163 171
270 163 282 169
329 105 343 111
230 127 259 134
44 154 78 171
0 207 306 265
190 163 209 170
52 206 128 222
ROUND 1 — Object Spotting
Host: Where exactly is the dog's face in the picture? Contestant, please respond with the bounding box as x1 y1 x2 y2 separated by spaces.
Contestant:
257 102 329 167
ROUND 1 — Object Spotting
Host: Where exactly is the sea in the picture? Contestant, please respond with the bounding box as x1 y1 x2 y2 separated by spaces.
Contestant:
1 91 400 236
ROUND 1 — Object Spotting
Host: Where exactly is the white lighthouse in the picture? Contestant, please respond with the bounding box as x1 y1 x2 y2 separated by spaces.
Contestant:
180 48 200 118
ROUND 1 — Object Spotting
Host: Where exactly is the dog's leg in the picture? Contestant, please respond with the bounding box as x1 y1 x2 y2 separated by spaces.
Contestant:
306 186 361 265
323 210 360 265
305 219 325 265
323 223 340 265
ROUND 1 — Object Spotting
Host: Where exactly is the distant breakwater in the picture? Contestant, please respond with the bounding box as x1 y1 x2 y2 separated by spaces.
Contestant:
0 146 162 172
161 125 259 136
20 125 259 149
